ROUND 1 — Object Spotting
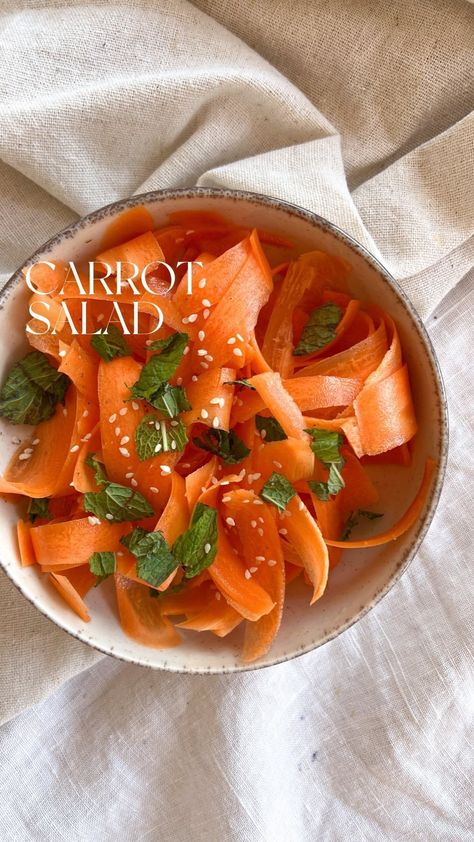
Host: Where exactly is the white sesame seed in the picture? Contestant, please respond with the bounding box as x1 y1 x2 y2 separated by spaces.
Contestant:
131 478 138 487
218 397 225 408
131 401 139 411
11 437 21 445
205 354 214 362
211 476 219 486
258 517 264 524
88 516 100 525
257 528 264 536
70 444 79 453
244 569 252 580
182 316 189 324
171 440 177 450
198 278 206 289
18 453 32 461
115 427 121 436
23 448 33 455
256 555 265 561
62 407 67 416
105 513 114 521
119 407 127 416
145 339 153 346
170 420 179 427
125 472 134 479
215 591 221 600
204 543 211 554
198 330 205 342
183 345 190 356
160 465 172 475
279 528 288 535
233 348 243 357
227 337 236 345
203 309 210 319
120 436 130 445
32 438 40 446
200 361 209 369
82 410 89 418
226 517 236 527
154 443 162 452
81 433 92 442
249 567 258 574
236 333 244 342
212 416 220 429
260 430 267 439
273 460 282 469
201 408 209 419
237 468 246 480
150 487 159 493
109 414 117 423
202 299 211 308
268 559 277 567
191 375 198 382
222 495 232 503
197 349 208 357
252 472 262 480
119 447 130 457
209 397 220 405
251 520 257 528
253 499 264 505
58 349 67 358
188 313 198 323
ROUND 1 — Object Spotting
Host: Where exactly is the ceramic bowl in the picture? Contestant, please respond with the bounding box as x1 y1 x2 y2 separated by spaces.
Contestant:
0 188 448 672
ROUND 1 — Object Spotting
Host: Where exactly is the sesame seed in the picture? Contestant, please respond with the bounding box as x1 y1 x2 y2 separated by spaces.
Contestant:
237 468 246 480
273 460 282 469
215 591 221 600
233 348 243 357
226 517 236 527
81 433 92 442
131 478 138 487
171 440 177 450
252 472 262 480
197 349 208 357
182 316 189 324
218 397 225 408
18 453 32 461
119 447 130 457
154 443 162 452
191 375 198 382
186 229 195 235
88 516 101 525
256 556 265 561
204 543 211 554
58 349 67 358
244 569 252 580
160 465 172 474
198 278 206 289
150 487 159 493
236 333 244 342
209 397 220 405
268 559 277 567
257 528 264 536
188 313 198 323
23 448 33 455
249 567 258 574
205 354 214 362
202 299 211 308
258 517 264 524
201 409 209 419
253 499 264 505
251 520 257 528
105 513 114 521
222 495 232 503
212 416 220 428
145 339 153 346
70 444 80 453
200 361 209 369
260 430 267 439
227 337 236 345
131 401 139 411
82 410 89 418
279 528 288 535
198 330 205 341
203 309 210 319
119 407 127 416
125 472 134 479
62 407 67 416
120 436 130 445
211 476 219 485
32 438 40 446
170 420 179 427
109 414 117 423
183 345 190 355
11 437 21 445
115 427 121 436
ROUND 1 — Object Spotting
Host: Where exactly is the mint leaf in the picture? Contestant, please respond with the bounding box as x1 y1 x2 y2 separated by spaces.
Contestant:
135 414 188 462
341 509 384 540
173 503 217 578
150 383 191 417
85 453 109 486
305 428 344 467
224 378 255 391
0 350 69 425
193 428 250 464
256 414 287 442
260 472 295 512
294 303 342 356
28 497 51 523
121 527 176 587
309 463 345 501
84 483 154 522
90 324 131 362
130 332 188 403
89 551 116 585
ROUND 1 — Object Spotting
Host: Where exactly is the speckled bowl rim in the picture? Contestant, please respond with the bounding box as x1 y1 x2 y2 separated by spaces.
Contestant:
0 187 448 673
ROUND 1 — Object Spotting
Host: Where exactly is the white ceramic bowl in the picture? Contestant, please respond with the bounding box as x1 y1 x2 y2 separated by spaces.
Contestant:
0 188 448 672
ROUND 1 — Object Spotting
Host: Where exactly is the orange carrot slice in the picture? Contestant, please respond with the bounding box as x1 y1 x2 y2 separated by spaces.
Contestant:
49 572 91 622
17 519 37 567
114 573 181 648
249 372 309 441
31 517 130 568
283 495 329 603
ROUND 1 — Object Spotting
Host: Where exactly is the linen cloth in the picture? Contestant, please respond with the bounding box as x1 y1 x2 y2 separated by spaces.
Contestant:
0 1 473 839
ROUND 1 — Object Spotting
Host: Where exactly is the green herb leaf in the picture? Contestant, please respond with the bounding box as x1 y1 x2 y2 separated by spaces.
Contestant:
294 303 342 356
89 551 116 585
84 483 154 522
130 332 188 403
90 324 131 362
135 414 188 462
260 472 296 512
309 462 345 501
193 428 250 464
305 428 344 467
256 414 287 442
173 503 217 578
224 378 256 391
0 350 69 425
27 497 51 523
150 382 191 417
341 509 384 540
85 453 109 486
121 527 177 587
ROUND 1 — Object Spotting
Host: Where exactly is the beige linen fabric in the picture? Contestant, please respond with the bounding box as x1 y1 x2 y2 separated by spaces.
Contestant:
0 2 473 838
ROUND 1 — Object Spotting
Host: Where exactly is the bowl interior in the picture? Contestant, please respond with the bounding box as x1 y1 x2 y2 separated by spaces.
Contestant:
0 190 446 672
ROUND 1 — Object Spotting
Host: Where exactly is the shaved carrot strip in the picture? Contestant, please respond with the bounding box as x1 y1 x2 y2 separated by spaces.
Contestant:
249 372 309 441
49 572 91 622
185 456 217 514
17 519 37 567
283 496 329 604
262 260 315 376
96 230 164 277
253 438 314 484
115 573 181 648
58 340 98 403
31 517 130 568
181 368 235 431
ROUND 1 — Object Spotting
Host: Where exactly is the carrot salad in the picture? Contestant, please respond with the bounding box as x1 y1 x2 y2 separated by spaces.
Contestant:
0 209 434 662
